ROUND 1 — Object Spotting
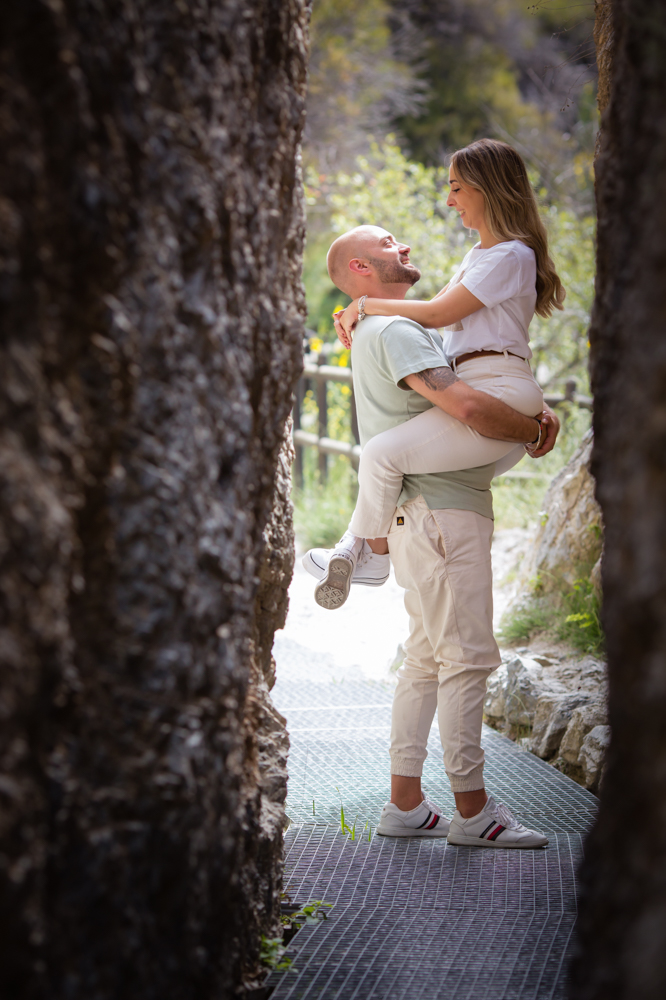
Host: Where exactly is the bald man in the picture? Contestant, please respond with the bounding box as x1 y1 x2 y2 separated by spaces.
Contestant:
304 225 555 848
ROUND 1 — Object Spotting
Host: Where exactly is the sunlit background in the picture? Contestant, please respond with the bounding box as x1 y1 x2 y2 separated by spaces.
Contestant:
294 0 596 549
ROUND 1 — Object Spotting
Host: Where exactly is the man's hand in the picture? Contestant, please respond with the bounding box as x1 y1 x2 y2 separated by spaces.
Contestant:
333 311 352 349
525 405 560 458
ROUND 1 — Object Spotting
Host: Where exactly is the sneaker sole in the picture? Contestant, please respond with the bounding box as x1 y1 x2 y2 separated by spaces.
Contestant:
303 553 389 588
377 825 450 838
447 833 549 849
314 555 354 609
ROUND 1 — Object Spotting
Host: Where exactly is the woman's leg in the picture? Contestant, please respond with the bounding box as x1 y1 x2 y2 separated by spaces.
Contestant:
350 357 543 539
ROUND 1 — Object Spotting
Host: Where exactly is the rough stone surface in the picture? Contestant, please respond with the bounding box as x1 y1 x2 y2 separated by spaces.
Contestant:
572 2 666 995
579 726 611 792
529 693 592 760
560 700 609 766
485 649 607 784
0 2 308 998
502 654 566 727
515 430 603 596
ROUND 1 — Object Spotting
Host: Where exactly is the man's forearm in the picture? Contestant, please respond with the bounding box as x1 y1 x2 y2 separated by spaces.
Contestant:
404 368 540 443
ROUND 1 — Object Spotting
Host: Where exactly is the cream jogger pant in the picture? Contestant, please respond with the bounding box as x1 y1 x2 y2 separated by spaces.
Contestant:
350 354 543 539
388 499 500 792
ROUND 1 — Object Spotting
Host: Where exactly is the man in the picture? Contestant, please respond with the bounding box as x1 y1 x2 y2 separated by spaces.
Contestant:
305 225 557 848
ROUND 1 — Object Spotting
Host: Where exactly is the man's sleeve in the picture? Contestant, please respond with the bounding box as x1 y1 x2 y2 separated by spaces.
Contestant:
379 318 451 389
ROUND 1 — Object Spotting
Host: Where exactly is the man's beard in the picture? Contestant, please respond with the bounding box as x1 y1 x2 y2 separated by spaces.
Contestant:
367 255 421 286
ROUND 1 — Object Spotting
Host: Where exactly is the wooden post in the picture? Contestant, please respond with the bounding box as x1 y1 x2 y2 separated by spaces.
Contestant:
316 352 328 482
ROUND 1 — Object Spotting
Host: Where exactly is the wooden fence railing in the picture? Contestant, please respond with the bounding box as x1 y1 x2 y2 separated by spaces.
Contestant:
292 343 593 488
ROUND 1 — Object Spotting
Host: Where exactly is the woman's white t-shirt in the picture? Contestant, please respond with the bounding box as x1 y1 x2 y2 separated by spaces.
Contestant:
440 240 537 361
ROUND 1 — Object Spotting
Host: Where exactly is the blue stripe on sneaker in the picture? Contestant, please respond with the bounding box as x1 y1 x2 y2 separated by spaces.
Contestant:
416 811 432 829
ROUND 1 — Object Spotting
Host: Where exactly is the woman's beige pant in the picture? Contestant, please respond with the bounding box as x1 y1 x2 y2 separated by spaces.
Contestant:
387 499 500 792
350 354 543 539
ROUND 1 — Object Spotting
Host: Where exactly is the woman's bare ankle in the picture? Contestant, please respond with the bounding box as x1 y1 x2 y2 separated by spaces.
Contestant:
366 537 389 555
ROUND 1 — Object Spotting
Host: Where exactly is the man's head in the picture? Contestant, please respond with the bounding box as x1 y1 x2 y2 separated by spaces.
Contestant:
326 225 421 299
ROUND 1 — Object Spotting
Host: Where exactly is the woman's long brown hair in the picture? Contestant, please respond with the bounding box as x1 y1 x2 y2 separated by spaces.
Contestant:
451 138 566 318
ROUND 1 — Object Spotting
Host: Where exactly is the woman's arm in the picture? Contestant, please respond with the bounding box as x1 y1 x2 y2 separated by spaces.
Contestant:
340 282 484 336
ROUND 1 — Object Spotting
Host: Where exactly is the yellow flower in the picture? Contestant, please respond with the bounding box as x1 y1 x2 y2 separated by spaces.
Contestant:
332 304 345 316
309 336 323 353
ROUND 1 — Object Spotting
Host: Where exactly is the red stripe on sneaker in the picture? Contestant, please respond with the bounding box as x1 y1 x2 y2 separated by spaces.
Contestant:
426 814 440 829
416 811 432 829
486 824 505 841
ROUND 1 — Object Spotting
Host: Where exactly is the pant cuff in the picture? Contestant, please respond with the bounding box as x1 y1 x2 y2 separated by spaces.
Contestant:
390 755 424 778
447 763 485 793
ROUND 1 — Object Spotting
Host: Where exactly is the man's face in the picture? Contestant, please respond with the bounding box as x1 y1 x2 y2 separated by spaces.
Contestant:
364 230 421 287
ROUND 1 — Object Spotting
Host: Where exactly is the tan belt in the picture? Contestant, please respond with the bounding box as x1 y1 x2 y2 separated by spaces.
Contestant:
453 349 526 366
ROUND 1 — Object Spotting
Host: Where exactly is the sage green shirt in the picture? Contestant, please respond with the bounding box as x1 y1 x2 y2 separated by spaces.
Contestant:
351 315 494 519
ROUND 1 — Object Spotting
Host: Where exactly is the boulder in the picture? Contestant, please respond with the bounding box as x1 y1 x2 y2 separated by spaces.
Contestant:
503 653 566 726
485 663 510 722
579 725 611 791
529 693 592 759
485 653 566 728
560 700 609 765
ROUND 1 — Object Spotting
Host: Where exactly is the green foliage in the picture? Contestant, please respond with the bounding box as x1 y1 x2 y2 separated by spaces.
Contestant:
289 901 333 926
305 0 417 170
498 575 604 656
260 936 294 972
305 140 595 396
557 578 604 654
293 456 357 550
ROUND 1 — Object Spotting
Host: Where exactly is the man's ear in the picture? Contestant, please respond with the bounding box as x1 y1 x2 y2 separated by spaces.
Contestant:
348 257 370 276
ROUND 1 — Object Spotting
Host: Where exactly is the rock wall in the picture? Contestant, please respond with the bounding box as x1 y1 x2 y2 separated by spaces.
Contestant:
485 650 608 791
512 430 603 597
0 3 307 998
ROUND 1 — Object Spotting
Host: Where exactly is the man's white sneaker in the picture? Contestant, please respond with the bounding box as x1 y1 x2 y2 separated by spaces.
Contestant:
303 539 390 590
447 794 548 849
377 797 451 838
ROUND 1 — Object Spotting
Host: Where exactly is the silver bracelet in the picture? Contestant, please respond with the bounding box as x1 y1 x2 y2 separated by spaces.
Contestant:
358 295 367 324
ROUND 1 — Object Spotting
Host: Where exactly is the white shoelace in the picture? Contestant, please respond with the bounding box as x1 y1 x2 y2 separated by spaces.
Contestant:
489 800 523 831
423 796 444 817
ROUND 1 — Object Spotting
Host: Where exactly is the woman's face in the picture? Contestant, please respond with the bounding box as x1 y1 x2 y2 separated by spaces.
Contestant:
446 167 486 232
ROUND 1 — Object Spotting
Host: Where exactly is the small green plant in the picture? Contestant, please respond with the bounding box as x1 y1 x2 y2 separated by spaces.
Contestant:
498 575 604 657
497 603 551 645
260 935 294 972
336 787 357 839
557 578 604 654
291 900 333 926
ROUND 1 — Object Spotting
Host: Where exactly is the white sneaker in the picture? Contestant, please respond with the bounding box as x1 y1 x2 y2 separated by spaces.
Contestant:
303 540 390 589
308 533 382 610
447 794 548 849
377 797 451 838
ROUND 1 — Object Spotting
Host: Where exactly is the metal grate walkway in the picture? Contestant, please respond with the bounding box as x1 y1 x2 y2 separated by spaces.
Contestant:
267 659 596 998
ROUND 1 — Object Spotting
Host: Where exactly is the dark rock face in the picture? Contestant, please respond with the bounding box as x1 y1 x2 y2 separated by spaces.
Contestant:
0 2 307 997
571 1 666 997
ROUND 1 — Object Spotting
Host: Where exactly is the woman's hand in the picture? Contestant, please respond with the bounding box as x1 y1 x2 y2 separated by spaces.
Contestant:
339 299 360 338
333 311 351 349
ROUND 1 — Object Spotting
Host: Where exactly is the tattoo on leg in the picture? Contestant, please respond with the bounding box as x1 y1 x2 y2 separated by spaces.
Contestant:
415 366 459 392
